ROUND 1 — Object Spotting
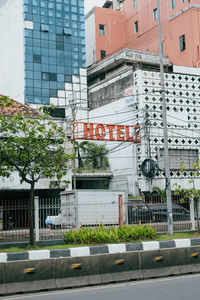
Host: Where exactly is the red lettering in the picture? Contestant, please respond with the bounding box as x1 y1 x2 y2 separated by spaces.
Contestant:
125 126 134 142
117 125 125 141
106 125 115 140
83 123 93 140
75 122 140 143
95 124 106 140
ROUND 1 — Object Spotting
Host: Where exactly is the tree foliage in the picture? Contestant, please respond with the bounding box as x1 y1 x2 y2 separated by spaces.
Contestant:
173 160 200 203
152 186 167 203
0 95 13 108
0 96 73 245
0 113 72 184
75 141 109 170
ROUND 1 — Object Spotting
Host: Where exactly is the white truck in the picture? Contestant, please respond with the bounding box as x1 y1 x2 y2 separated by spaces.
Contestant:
45 190 127 228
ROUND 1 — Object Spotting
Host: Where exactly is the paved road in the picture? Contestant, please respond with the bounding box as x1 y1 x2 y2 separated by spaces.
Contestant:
2 274 200 300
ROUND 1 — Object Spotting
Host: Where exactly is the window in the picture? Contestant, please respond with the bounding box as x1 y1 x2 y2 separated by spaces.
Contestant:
41 72 57 81
56 34 64 50
56 34 64 43
100 50 106 59
179 34 186 51
40 24 49 32
100 72 105 81
33 54 41 63
133 0 137 8
49 89 57 97
159 149 198 170
65 75 72 82
43 107 65 118
49 73 57 81
153 8 157 21
63 27 72 36
56 42 64 50
134 21 138 33
99 24 105 35
41 72 49 80
171 0 176 9
51 108 65 118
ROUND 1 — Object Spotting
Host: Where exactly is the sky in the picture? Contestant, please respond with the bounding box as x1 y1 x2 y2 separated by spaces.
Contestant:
84 0 106 14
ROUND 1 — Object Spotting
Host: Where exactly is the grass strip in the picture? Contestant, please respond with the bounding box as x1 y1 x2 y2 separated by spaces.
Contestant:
1 230 200 253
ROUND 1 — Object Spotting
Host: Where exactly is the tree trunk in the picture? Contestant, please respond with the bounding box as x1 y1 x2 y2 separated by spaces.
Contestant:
78 149 84 168
29 182 35 247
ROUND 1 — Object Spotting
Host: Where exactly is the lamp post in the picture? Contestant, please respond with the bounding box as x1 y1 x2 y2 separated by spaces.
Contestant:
157 0 173 235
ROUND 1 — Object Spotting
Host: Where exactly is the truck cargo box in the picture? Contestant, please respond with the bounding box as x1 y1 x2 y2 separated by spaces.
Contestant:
61 190 126 227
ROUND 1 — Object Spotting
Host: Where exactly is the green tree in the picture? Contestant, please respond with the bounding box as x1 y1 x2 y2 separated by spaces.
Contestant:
0 95 13 108
152 186 166 203
0 98 72 246
83 143 109 169
173 161 200 231
74 141 90 168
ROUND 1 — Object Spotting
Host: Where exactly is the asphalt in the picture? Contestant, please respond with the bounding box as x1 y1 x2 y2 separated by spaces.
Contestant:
2 273 200 300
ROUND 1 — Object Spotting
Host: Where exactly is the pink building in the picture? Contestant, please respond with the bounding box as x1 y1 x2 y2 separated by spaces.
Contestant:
85 0 200 67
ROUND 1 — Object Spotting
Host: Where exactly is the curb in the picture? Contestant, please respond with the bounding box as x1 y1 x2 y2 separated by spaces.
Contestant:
1 238 200 262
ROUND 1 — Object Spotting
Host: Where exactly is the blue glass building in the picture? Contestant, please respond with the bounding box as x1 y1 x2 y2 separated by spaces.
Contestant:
23 0 86 106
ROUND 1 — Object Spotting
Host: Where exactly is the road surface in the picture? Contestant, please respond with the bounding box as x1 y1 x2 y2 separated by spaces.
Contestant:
2 273 200 300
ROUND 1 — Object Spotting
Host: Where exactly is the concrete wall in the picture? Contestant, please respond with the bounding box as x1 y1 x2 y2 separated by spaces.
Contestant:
0 171 71 190
94 7 125 62
89 0 200 67
0 0 24 103
85 9 96 66
89 85 139 195
88 64 200 195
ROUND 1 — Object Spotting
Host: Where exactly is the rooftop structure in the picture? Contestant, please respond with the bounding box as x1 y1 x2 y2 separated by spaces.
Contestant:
86 0 200 68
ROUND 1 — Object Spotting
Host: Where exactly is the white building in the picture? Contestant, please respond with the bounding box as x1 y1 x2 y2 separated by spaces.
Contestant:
87 49 200 197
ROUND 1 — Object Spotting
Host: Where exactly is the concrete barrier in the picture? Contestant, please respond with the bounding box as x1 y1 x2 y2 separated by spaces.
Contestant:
55 255 101 289
140 248 180 279
0 263 6 295
177 246 200 274
99 252 142 283
1 238 200 295
5 259 56 294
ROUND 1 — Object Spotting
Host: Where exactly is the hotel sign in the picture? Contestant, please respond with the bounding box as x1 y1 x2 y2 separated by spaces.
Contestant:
72 122 141 143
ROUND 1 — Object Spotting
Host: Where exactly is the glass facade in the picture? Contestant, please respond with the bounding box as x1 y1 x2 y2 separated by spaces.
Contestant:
24 0 86 105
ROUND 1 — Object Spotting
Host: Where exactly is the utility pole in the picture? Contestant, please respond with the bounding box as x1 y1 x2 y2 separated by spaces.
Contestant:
144 111 153 201
70 93 77 190
157 0 173 235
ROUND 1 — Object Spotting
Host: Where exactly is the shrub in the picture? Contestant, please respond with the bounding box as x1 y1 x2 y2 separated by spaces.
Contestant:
63 224 156 245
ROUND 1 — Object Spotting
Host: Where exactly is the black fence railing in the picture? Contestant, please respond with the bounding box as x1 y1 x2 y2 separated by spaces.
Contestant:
0 197 196 244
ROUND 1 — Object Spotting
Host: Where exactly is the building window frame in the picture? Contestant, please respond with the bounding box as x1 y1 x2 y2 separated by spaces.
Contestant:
41 72 57 81
33 54 41 63
40 24 49 32
153 8 158 21
134 21 138 33
179 34 186 52
99 24 105 36
171 0 176 9
133 0 137 8
41 72 49 81
100 50 106 59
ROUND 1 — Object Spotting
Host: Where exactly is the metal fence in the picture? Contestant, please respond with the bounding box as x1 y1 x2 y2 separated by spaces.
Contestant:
0 196 198 244
0 199 29 243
